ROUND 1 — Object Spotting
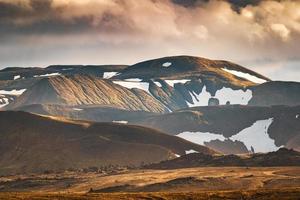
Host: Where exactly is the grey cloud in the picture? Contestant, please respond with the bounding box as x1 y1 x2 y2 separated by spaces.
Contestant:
0 0 299 81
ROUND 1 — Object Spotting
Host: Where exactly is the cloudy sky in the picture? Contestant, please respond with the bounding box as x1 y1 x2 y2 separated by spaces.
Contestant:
0 0 299 81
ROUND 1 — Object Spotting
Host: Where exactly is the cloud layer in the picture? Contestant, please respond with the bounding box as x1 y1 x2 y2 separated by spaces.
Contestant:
0 0 299 81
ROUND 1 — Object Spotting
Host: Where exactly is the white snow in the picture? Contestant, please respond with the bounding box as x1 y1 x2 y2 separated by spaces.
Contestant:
175 154 181 158
165 79 190 87
222 68 267 84
296 114 299 119
113 81 150 93
0 97 9 108
34 72 61 78
14 75 21 80
230 118 278 153
103 72 118 79
154 81 162 87
186 86 211 107
62 68 73 71
0 89 26 96
185 149 199 154
72 108 83 111
177 131 226 145
162 62 172 67
214 87 252 105
177 118 279 153
112 120 128 124
124 78 142 82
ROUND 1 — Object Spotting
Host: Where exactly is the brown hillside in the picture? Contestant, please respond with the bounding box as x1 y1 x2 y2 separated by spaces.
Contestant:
5 75 167 113
0 111 215 175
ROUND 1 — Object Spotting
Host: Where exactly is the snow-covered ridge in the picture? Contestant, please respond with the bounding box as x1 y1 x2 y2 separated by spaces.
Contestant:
34 72 61 78
103 72 118 79
177 118 279 153
113 80 150 94
230 118 279 153
177 131 226 145
0 97 9 108
112 120 128 124
185 149 198 154
214 87 252 105
73 108 83 111
154 81 162 87
0 89 26 96
222 68 267 84
165 79 190 87
187 86 211 107
186 86 252 107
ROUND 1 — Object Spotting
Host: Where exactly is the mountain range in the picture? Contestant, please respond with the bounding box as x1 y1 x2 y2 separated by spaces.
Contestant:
0 55 299 175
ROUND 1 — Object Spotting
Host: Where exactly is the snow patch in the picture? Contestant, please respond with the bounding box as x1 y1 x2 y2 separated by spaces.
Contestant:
103 72 118 79
14 75 21 80
185 149 199 154
296 114 299 119
165 79 190 87
175 154 180 158
231 118 278 153
186 86 211 107
73 108 83 111
162 62 172 67
154 81 162 87
0 97 9 108
112 120 128 124
222 68 267 84
177 118 279 153
113 81 150 93
34 72 61 78
214 87 252 105
177 131 226 145
124 78 142 82
0 89 26 96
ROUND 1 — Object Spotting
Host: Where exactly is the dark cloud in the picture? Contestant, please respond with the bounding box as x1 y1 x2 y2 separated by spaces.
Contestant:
0 0 299 81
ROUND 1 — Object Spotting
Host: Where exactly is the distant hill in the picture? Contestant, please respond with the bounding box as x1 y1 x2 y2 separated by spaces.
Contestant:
145 148 300 169
0 111 215 175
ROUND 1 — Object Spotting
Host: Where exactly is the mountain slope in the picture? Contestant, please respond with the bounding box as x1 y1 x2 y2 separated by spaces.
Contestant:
133 105 300 153
108 55 273 110
4 75 167 113
0 111 215 175
249 81 300 106
114 55 269 86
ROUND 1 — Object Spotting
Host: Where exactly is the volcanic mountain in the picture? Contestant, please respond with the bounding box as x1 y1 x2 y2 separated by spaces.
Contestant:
0 111 215 175
4 75 167 113
2 56 299 111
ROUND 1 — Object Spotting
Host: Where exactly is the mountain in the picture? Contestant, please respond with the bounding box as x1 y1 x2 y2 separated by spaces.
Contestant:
144 148 300 169
0 111 215 175
2 56 299 111
15 104 300 154
4 75 167 113
110 55 271 110
249 81 300 106
0 65 127 81
133 105 300 153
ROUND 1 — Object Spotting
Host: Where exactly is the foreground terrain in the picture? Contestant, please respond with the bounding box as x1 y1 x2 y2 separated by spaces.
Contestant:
0 167 299 199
